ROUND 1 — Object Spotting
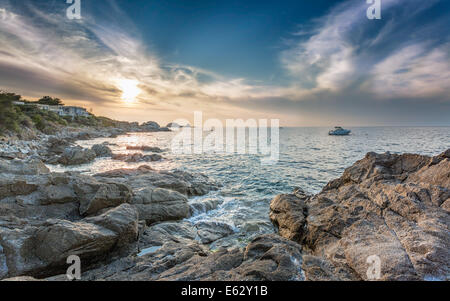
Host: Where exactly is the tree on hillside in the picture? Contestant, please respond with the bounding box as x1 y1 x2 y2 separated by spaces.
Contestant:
37 96 63 106
0 92 22 133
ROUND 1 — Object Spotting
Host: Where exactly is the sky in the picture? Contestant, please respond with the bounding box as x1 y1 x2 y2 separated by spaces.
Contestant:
0 0 449 126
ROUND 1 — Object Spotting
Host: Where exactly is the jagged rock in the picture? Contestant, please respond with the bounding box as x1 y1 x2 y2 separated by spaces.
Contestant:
91 144 112 157
132 188 189 224
269 192 308 242
63 234 303 281
270 149 450 281
58 146 96 166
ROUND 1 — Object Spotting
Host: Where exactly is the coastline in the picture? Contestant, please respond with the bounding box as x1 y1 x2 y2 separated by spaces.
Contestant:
0 122 448 281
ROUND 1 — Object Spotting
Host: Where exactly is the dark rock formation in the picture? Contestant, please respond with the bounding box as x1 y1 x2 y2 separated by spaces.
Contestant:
269 150 450 281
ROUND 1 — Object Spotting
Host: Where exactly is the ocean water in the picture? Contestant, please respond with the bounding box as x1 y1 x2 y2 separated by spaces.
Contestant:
49 127 450 249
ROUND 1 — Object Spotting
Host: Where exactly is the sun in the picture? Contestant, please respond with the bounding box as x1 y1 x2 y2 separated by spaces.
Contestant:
118 79 141 103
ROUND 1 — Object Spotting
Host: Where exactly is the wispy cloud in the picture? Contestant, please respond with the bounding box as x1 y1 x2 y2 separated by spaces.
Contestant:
280 0 450 99
0 0 449 125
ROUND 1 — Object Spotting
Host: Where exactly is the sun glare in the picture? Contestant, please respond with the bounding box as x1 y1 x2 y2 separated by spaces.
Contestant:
118 79 141 103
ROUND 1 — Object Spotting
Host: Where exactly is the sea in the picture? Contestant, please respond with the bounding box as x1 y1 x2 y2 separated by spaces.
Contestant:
48 127 450 249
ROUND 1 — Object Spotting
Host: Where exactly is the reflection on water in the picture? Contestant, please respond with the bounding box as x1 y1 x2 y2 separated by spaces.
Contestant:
48 127 450 248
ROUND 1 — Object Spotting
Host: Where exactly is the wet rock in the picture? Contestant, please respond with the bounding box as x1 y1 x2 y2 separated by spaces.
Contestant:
58 146 96 166
125 145 164 153
270 149 450 281
112 153 162 162
194 221 235 244
91 144 112 157
189 198 220 216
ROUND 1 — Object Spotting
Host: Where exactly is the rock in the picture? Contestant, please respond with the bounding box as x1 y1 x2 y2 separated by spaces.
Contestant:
34 219 117 268
126 145 164 153
141 121 160 131
95 165 220 196
269 193 308 242
66 234 303 281
91 144 112 157
112 153 163 162
166 122 181 128
84 204 139 249
73 177 132 216
0 158 49 175
132 188 189 224
45 137 72 155
157 234 304 281
194 221 235 244
2 276 44 281
270 149 450 281
58 146 96 166
189 198 220 216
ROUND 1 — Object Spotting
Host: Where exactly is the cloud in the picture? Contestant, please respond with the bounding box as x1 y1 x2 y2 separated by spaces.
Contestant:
0 0 449 125
280 0 450 99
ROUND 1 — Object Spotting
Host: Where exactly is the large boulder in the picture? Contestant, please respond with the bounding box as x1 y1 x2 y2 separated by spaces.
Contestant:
132 188 189 224
34 219 117 266
270 149 450 281
73 177 132 216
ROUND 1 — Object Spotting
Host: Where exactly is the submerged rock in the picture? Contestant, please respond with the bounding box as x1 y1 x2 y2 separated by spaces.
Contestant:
125 145 164 153
112 153 163 163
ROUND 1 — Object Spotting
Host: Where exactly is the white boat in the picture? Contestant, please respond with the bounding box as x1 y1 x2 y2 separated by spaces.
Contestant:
329 126 351 136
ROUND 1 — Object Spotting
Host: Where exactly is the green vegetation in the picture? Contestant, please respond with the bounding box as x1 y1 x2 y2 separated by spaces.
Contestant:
0 91 125 137
36 96 64 106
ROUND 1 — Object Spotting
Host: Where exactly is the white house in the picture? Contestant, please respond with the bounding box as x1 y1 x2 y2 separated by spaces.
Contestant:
58 106 90 117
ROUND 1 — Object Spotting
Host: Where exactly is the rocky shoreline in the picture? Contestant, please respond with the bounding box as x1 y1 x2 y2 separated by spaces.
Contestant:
0 125 448 281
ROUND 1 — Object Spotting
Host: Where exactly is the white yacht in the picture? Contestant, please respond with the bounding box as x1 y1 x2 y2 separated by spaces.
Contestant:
329 126 351 136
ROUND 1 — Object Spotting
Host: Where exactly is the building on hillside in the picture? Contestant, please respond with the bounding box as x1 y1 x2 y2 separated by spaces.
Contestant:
13 102 91 118
58 106 90 117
